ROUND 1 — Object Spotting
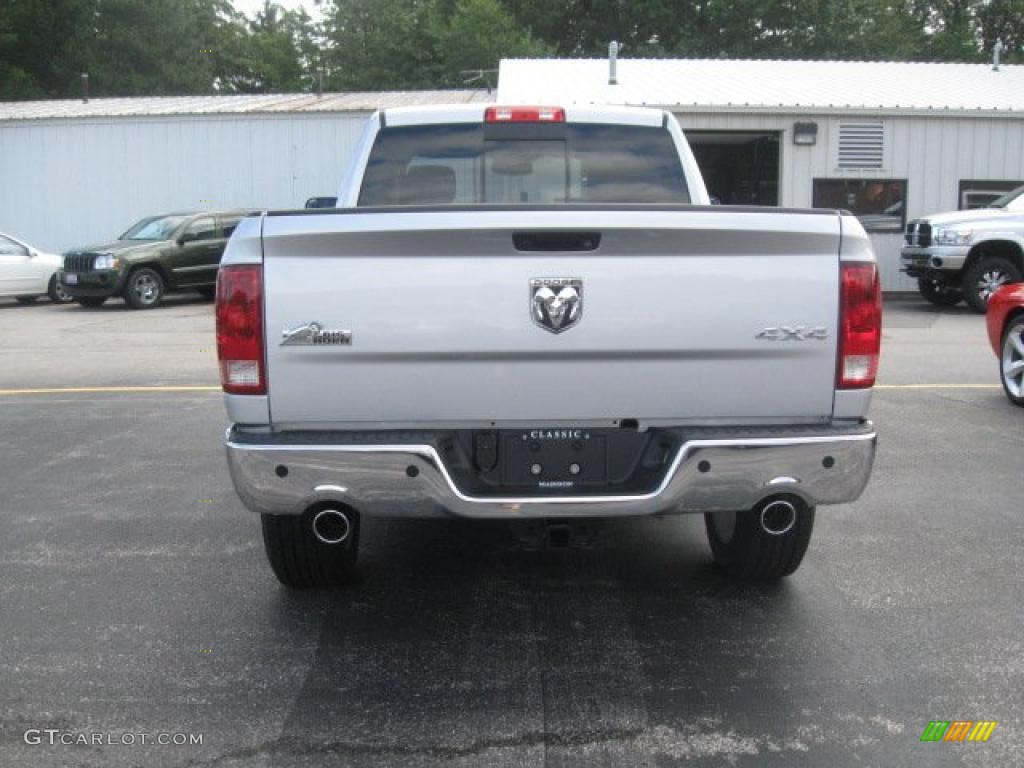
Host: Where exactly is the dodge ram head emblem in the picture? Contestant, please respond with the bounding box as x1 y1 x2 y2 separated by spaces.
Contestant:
530 278 582 334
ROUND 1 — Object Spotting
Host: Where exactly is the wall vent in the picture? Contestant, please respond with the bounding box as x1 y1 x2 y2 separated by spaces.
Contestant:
838 122 884 168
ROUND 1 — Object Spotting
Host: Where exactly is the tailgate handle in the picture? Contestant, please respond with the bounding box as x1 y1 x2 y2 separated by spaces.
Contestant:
513 231 601 252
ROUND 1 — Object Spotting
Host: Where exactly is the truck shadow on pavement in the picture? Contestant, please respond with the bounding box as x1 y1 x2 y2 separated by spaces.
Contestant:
253 515 929 768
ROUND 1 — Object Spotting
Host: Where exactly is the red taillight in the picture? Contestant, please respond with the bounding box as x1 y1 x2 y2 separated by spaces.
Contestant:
216 265 265 395
484 106 565 123
837 262 882 389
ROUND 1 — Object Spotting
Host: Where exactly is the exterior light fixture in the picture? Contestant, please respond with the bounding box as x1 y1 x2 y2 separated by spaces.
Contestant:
793 121 818 146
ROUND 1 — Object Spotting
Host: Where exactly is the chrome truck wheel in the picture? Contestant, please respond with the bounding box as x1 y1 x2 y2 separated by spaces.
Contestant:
963 256 1022 313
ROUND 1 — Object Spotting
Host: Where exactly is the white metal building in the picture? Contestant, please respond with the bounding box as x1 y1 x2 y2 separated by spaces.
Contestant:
0 91 490 254
3 58 1023 290
498 57 1024 290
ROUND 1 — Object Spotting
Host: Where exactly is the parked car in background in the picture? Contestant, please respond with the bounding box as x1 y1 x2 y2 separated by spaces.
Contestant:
60 210 255 309
901 184 1024 312
987 283 1024 406
0 232 71 304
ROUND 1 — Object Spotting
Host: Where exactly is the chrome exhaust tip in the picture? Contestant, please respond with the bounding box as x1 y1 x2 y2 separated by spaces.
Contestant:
759 499 798 536
312 508 351 545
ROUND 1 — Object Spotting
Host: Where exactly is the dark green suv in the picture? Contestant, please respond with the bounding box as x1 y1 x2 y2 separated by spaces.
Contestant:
60 210 254 309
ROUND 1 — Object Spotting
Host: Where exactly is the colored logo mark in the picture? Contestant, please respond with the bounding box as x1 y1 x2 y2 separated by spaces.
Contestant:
920 720 997 742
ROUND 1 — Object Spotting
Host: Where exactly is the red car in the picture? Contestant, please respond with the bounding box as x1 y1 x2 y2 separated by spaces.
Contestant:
987 284 1024 406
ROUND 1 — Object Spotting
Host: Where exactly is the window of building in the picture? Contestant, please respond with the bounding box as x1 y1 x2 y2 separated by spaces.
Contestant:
813 178 906 232
957 180 1024 210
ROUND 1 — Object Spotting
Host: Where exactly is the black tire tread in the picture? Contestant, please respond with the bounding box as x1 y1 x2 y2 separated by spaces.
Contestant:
261 509 359 589
705 500 814 580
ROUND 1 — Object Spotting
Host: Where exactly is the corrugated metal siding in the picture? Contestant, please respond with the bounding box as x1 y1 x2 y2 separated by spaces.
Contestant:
0 90 493 122
677 112 1024 291
0 113 370 253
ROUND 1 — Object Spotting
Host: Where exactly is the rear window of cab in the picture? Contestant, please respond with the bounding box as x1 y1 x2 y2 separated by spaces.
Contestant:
358 123 690 207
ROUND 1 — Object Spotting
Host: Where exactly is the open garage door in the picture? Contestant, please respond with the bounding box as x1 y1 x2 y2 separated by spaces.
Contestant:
687 131 780 206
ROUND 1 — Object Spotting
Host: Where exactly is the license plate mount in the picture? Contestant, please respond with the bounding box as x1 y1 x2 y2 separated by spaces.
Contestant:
502 429 608 488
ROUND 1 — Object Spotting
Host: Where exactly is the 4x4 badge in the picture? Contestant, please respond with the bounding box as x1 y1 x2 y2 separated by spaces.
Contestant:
755 326 828 341
530 278 582 334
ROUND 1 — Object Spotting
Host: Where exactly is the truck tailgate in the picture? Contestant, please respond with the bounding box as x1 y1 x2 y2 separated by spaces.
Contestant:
262 208 841 427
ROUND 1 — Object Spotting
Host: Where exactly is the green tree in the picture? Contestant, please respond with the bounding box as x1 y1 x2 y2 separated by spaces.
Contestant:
0 0 95 99
222 1 319 92
322 0 444 89
978 0 1024 63
321 0 550 90
1 0 1019 100
498 0 1007 61
438 0 550 85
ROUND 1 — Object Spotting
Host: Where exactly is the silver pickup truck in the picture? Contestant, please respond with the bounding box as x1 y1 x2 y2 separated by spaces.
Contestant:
216 104 881 588
901 184 1024 312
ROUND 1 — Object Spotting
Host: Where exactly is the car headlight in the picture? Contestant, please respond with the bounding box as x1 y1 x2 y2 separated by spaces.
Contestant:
94 254 121 270
932 227 973 246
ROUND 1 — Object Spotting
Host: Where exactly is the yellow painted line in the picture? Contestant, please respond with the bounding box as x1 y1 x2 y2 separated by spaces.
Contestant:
0 385 220 396
875 383 1000 390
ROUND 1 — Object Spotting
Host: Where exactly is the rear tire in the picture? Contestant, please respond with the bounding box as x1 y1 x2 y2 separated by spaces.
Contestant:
1000 316 1024 407
261 506 360 588
705 497 814 580
962 256 1022 313
75 296 107 308
917 277 962 307
48 275 72 303
124 267 165 309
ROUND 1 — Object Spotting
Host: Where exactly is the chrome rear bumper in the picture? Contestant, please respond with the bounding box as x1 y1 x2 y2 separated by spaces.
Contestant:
225 424 876 519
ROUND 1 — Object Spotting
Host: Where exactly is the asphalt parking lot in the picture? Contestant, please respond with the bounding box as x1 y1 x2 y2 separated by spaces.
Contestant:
0 294 1021 768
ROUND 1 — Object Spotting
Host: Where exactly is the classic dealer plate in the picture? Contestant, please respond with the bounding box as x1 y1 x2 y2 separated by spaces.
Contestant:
502 429 608 488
